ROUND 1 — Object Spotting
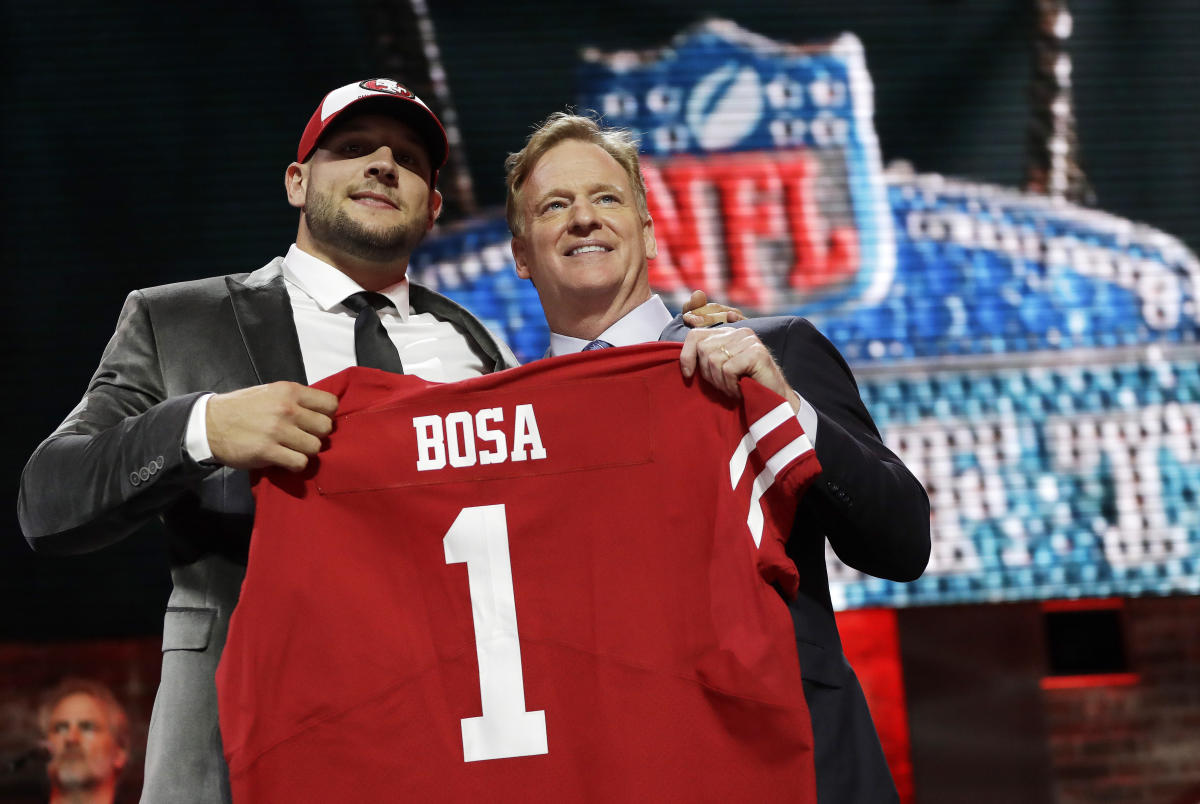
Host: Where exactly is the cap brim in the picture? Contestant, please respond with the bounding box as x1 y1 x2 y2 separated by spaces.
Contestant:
299 94 449 173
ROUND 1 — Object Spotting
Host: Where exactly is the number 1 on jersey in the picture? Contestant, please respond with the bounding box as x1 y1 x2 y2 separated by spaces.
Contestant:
443 504 548 762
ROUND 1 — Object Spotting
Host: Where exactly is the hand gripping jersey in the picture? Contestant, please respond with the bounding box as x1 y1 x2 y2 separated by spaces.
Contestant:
217 342 821 803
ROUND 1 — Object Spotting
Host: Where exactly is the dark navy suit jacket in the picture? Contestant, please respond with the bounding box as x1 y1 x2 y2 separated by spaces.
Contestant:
661 315 930 804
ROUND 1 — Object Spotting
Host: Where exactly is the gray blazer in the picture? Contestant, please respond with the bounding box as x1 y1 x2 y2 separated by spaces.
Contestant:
18 258 518 803
661 315 930 804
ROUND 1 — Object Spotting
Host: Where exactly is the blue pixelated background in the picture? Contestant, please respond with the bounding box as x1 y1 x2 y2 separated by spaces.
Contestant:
410 22 1200 610
5 1 1198 635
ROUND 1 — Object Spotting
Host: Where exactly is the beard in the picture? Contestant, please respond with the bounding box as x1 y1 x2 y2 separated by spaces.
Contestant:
303 186 426 263
49 750 102 791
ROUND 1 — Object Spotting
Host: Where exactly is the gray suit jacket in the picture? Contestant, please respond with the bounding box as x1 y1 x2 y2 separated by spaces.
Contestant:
661 315 929 804
18 258 518 803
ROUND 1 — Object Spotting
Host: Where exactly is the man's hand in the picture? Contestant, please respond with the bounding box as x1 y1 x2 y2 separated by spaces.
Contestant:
680 290 745 328
679 328 801 413
206 382 339 471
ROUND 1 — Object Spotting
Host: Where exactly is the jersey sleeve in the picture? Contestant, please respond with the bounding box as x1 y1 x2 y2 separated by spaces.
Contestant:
729 377 823 598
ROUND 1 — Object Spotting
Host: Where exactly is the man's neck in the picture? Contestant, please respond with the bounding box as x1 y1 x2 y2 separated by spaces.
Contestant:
50 782 116 804
294 236 409 292
545 291 652 342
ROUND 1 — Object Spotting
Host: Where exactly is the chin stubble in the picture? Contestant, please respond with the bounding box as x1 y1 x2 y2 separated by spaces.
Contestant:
304 189 423 262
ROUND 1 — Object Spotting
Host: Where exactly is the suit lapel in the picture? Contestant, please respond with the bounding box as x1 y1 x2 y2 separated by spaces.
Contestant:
226 273 308 385
658 314 690 343
409 281 518 372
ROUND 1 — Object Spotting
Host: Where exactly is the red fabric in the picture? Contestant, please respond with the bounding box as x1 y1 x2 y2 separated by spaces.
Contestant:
218 342 821 803
836 608 914 804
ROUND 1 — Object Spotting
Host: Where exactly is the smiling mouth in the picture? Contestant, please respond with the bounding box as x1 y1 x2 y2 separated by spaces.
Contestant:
566 244 611 257
350 192 399 210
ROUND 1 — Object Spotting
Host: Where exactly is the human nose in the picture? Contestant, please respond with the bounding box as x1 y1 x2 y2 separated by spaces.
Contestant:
364 146 399 186
567 198 599 233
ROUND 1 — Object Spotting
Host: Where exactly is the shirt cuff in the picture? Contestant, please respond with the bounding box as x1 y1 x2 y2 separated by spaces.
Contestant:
185 393 216 464
794 392 818 445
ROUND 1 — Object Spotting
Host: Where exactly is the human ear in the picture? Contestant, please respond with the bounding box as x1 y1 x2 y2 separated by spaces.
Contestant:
511 236 532 280
285 163 308 209
427 189 444 229
642 216 658 260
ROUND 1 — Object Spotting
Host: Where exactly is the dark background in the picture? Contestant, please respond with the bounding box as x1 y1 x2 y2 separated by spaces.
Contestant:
4 0 1197 640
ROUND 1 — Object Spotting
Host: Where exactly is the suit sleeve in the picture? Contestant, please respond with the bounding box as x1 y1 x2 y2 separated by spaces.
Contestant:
776 318 930 582
18 290 215 555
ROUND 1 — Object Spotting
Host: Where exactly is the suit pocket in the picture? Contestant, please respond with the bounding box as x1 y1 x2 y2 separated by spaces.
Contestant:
795 639 848 688
162 607 216 651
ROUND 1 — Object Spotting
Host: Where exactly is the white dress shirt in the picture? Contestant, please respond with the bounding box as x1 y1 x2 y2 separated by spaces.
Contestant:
185 244 488 462
547 295 676 356
281 244 487 384
547 294 819 443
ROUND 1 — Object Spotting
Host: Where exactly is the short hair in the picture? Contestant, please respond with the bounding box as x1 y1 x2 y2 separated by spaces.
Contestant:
38 679 130 753
504 112 649 236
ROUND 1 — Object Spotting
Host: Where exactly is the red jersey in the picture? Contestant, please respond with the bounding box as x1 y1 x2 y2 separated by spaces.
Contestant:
217 342 820 803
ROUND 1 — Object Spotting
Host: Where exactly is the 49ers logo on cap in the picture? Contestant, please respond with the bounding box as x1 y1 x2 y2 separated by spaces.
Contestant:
360 78 415 99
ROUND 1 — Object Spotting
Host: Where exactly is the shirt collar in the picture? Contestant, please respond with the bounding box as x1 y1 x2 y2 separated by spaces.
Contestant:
283 244 410 319
548 295 674 356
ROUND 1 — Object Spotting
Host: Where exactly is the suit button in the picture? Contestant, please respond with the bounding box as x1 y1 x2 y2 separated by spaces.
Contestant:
139 467 151 481
148 462 159 476
129 472 141 487
154 456 165 470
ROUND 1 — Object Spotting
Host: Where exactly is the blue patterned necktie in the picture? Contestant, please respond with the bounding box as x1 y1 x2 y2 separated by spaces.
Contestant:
342 291 405 373
582 339 614 352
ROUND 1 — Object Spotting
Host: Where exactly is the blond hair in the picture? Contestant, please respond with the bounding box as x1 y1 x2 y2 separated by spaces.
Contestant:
504 112 649 236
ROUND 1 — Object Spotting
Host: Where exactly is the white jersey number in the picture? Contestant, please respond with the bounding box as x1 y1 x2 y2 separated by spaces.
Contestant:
443 504 549 762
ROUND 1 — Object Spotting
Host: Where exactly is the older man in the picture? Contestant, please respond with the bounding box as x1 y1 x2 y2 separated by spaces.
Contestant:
39 680 130 804
506 112 931 804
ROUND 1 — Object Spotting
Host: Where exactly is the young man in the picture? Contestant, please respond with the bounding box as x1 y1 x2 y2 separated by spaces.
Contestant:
20 81 729 804
506 113 931 804
18 79 517 803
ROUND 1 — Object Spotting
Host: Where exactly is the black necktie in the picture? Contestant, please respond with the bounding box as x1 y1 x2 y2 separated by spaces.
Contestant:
582 339 614 351
342 291 405 373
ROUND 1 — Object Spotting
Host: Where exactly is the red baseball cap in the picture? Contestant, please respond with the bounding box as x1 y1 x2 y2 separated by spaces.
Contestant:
296 79 449 183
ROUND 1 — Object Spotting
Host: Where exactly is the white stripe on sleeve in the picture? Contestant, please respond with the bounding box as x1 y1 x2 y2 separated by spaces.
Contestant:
729 402 815 547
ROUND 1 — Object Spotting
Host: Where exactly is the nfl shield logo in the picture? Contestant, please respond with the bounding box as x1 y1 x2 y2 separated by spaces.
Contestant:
576 20 895 313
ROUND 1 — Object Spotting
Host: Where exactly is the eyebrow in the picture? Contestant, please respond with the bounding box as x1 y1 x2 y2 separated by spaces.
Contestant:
534 183 625 203
324 127 429 163
51 717 102 726
324 122 369 138
327 122 424 148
